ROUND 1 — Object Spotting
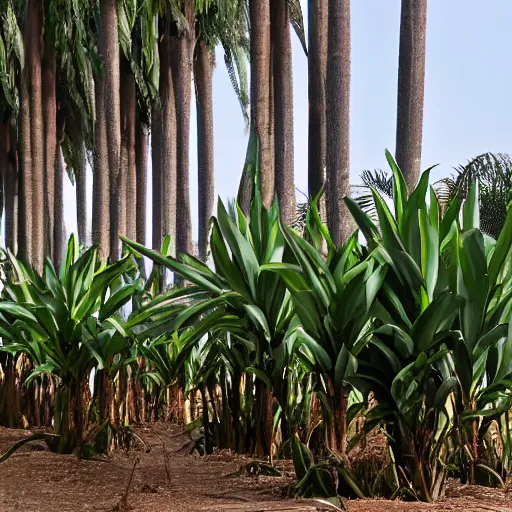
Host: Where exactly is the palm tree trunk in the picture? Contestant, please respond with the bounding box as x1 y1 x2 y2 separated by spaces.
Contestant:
100 0 121 261
308 0 328 200
25 0 45 272
2 123 17 253
135 119 148 246
18 27 32 264
395 0 428 193
54 145 65 265
42 45 57 261
326 0 352 246
194 39 214 261
75 142 87 246
161 35 177 255
92 74 110 260
0 123 7 245
172 31 194 256
271 0 295 225
151 105 163 250
249 0 273 210
121 70 136 243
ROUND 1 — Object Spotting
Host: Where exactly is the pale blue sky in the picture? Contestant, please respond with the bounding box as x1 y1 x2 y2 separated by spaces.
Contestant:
65 0 512 246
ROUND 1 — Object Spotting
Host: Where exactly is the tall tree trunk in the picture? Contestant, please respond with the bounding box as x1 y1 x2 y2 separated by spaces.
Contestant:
308 0 328 201
135 119 148 246
53 146 65 265
2 123 17 253
0 122 7 245
249 0 273 210
326 0 352 246
395 0 428 193
100 0 121 261
121 70 136 243
151 104 163 250
92 74 110 260
75 142 87 246
25 0 45 272
18 72 31 262
194 39 214 261
171 26 194 256
271 0 295 225
161 34 177 255
42 44 57 261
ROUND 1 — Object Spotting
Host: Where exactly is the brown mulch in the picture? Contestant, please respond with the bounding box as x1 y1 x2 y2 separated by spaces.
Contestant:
0 426 510 512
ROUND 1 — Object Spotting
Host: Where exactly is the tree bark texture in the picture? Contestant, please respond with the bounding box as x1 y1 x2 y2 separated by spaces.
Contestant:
194 39 215 261
161 35 177 255
100 0 122 261
249 0 274 210
135 119 148 246
75 142 88 246
18 69 31 263
42 44 57 261
271 0 295 225
326 0 352 246
308 0 328 200
121 71 137 243
0 123 7 246
53 146 65 266
26 0 45 272
171 30 194 256
92 74 110 260
151 104 163 250
395 0 428 193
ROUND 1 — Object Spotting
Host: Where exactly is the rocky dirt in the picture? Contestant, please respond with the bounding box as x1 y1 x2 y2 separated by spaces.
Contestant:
0 426 510 512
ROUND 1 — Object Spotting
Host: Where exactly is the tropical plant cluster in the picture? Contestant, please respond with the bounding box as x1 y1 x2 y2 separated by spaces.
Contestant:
1 150 512 507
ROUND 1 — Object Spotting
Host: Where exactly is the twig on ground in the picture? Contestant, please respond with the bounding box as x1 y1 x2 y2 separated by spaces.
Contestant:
109 455 140 512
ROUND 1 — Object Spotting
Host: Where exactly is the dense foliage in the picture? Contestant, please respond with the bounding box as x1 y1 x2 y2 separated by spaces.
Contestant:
1 151 512 507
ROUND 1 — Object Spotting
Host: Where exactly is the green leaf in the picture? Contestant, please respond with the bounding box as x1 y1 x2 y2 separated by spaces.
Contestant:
463 181 479 231
385 149 408 226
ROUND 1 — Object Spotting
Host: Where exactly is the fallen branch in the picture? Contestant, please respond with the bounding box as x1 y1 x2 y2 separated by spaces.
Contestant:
0 433 60 463
110 456 140 512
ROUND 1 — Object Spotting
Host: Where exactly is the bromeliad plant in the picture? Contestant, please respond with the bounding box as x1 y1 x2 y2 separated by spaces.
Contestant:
0 235 140 454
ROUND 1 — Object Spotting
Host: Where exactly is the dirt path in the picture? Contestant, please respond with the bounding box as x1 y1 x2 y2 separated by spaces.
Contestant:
0 426 510 512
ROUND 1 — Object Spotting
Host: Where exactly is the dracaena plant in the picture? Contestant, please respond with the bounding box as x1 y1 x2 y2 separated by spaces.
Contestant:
262 193 388 454
0 235 139 454
122 186 298 456
345 151 512 499
438 183 512 486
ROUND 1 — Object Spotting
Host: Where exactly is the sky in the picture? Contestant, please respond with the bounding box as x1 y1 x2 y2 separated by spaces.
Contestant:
64 0 512 246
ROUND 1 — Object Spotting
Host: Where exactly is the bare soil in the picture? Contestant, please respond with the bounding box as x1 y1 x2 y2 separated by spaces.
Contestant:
0 426 510 512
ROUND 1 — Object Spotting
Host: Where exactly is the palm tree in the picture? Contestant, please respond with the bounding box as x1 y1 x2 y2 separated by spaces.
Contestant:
194 38 215 260
436 152 512 239
326 0 351 247
395 0 428 193
308 0 327 202
271 0 296 225
100 0 122 261
26 0 45 272
42 3 57 260
248 0 273 210
195 0 250 259
172 1 196 256
135 119 148 245
52 0 96 257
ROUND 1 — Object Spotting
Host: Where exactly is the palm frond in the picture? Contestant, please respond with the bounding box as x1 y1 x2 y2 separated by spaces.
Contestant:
434 152 512 238
287 0 307 56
